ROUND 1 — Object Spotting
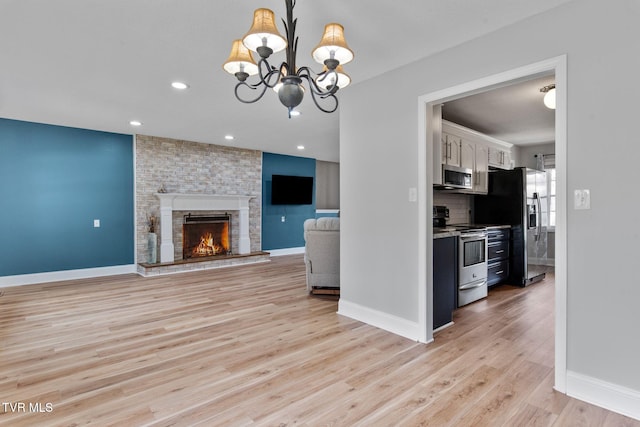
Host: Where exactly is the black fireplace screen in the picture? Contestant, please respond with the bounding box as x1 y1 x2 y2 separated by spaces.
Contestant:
182 214 231 259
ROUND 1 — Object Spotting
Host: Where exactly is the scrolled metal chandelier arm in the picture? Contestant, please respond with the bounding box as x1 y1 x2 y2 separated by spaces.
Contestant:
296 67 339 113
234 58 285 104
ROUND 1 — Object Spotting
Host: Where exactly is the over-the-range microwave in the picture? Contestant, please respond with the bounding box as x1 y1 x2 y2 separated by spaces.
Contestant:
441 164 473 190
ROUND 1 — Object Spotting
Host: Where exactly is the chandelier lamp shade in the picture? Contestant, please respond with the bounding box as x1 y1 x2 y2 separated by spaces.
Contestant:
222 0 354 118
315 64 351 91
222 40 259 77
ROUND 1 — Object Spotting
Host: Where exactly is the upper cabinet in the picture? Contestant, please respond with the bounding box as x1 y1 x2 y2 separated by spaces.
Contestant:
488 146 512 169
460 139 488 194
474 143 489 194
434 120 513 194
442 133 461 166
460 139 474 170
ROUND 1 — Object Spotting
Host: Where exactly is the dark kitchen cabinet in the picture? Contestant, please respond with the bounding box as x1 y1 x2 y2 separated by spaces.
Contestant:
433 236 457 330
487 227 510 287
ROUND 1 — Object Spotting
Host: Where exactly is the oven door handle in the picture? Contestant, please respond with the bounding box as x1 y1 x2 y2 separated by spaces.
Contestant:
459 279 487 291
460 233 487 240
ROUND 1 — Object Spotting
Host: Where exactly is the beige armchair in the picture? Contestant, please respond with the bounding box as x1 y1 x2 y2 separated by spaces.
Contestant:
303 217 340 295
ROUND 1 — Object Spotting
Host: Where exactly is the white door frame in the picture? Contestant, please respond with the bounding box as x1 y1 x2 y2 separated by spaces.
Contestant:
417 55 568 392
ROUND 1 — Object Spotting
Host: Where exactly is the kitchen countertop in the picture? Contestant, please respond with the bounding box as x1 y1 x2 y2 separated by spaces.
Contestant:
433 228 460 239
483 224 512 230
433 224 511 239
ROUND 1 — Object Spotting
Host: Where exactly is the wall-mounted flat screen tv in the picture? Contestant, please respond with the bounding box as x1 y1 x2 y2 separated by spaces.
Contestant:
271 174 314 205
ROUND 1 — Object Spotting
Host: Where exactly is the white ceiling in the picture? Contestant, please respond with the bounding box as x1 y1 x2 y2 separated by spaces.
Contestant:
0 0 571 162
443 75 556 146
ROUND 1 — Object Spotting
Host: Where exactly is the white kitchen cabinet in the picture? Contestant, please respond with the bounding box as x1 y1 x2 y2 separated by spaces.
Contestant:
503 149 512 169
474 143 489 194
460 139 474 170
488 145 512 169
442 133 461 167
460 139 488 194
435 120 512 193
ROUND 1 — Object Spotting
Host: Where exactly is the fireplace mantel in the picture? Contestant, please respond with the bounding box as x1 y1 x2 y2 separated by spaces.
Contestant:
155 193 254 263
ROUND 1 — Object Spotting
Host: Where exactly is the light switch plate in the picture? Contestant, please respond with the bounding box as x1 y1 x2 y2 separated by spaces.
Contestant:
94 219 101 227
574 189 591 210
408 187 417 202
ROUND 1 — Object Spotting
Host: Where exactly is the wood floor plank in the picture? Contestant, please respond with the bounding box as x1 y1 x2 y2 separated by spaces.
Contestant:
0 256 638 426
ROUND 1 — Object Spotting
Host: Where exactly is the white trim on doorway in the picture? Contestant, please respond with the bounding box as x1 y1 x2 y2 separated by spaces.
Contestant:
416 55 568 392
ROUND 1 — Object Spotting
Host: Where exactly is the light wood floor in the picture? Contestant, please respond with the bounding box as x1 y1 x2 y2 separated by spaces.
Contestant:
0 255 638 426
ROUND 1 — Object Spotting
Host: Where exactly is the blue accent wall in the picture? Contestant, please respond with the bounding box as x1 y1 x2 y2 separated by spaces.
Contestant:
0 118 134 276
262 152 316 250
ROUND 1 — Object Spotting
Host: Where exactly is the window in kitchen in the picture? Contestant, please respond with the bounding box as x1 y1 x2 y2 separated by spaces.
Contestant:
543 154 556 228
548 168 556 227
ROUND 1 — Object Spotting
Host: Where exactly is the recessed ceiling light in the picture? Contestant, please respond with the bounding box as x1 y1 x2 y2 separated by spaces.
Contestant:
171 81 189 90
224 135 234 140
129 120 142 126
297 145 305 150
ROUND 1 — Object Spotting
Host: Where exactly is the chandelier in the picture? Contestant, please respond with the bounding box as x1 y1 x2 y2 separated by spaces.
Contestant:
222 0 354 118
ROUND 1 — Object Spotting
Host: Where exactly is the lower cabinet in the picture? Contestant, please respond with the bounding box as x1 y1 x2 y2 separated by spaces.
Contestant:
487 228 510 287
488 259 509 286
433 236 457 330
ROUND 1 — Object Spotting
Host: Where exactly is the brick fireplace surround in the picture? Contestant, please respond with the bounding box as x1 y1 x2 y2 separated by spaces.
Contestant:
135 135 265 276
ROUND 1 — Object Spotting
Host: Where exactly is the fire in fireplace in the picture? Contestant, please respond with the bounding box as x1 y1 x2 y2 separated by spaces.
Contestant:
182 214 231 259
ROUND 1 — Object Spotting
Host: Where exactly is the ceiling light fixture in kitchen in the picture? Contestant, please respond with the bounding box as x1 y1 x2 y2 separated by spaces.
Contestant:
540 84 556 109
222 0 354 118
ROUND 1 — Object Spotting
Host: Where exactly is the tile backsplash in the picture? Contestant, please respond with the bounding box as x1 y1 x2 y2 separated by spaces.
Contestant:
433 192 471 224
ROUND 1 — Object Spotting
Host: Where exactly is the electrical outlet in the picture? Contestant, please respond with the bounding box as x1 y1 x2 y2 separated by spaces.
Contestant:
94 219 101 228
574 189 591 210
281 216 286 222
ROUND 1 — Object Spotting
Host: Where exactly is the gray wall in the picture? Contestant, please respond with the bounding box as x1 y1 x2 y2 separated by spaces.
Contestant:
516 142 555 170
316 160 340 209
340 0 640 396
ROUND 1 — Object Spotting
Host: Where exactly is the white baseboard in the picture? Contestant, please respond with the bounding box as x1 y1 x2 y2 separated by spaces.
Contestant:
0 264 137 288
566 370 640 421
267 247 305 256
338 298 421 342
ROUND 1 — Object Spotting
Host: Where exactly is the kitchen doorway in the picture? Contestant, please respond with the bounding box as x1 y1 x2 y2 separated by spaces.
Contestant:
417 56 567 392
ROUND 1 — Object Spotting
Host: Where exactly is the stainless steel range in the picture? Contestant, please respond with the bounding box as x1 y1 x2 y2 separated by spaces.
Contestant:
456 226 488 306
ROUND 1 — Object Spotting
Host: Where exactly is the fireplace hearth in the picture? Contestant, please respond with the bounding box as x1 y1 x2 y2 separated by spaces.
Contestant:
182 214 231 259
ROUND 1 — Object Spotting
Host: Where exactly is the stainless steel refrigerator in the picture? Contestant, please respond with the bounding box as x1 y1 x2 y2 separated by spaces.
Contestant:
473 167 549 286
